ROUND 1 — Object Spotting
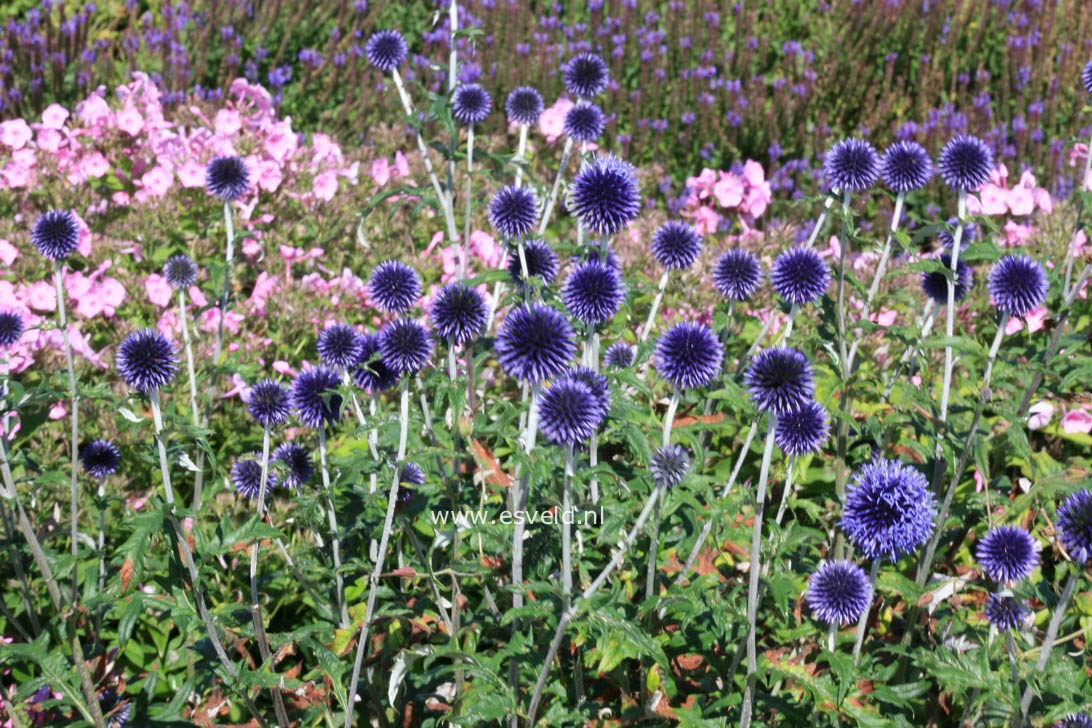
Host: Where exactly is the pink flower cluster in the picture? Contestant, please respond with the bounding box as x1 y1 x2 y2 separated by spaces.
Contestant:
681 162 772 236
966 164 1053 248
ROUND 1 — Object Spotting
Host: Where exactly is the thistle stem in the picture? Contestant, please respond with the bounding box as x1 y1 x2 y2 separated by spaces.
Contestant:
53 261 80 602
639 270 670 344
662 387 680 448
1006 630 1022 715
1018 571 1079 719
934 191 968 493
514 123 529 188
805 194 836 250
538 137 574 236
773 456 796 528
460 124 475 281
851 559 882 665
318 427 349 628
846 191 905 373
96 475 106 594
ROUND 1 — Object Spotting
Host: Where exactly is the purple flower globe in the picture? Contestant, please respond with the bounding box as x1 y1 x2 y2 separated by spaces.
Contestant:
712 249 763 301
365 29 407 72
650 444 690 489
984 593 1028 632
604 341 634 368
938 218 977 250
824 138 880 192
317 323 364 369
291 365 343 428
745 347 814 415
655 321 724 391
976 525 1038 584
506 86 544 126
1082 59 1092 93
369 260 422 313
938 134 994 191
774 400 829 455
987 254 1048 317
1058 714 1092 728
921 253 973 304
163 254 198 291
378 319 433 374
452 83 491 124
248 379 291 427
562 258 626 325
537 375 601 445
651 221 703 270
431 282 488 346
274 443 314 490
0 310 25 348
489 185 539 240
566 366 610 427
879 140 933 193
570 155 642 237
562 52 610 98
841 459 936 563
507 240 559 292
205 155 250 201
806 560 873 625
564 101 605 143
771 247 830 306
80 440 121 479
1057 489 1092 564
231 455 278 499
31 209 80 260
494 303 576 382
116 329 179 392
351 332 400 393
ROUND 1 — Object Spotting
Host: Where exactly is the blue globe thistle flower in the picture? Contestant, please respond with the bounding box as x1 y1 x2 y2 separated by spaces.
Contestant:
80 440 121 479
650 444 690 489
771 247 830 306
163 254 198 291
274 443 314 490
0 310 25 348
205 155 250 201
604 341 633 368
564 101 605 142
745 347 814 415
537 375 600 445
937 218 977 249
977 525 1039 583
651 221 703 270
570 155 642 237
988 254 1049 317
291 366 343 428
566 365 611 428
580 243 622 271
31 209 80 260
712 249 763 301
824 138 880 192
116 329 179 392
489 185 539 239
1083 60 1092 94
506 86 544 125
984 593 1028 632
879 141 933 193
655 321 724 391
921 253 973 304
563 52 610 98
351 332 400 393
318 323 364 369
841 458 936 562
369 260 422 313
774 400 829 455
248 379 291 427
452 83 491 124
1057 489 1092 564
365 29 407 72
431 282 488 345
378 319 433 374
562 258 626 325
938 134 994 191
231 455 278 499
507 240 559 291
399 462 426 486
495 303 576 382
1058 714 1092 728
98 689 129 728
806 560 873 625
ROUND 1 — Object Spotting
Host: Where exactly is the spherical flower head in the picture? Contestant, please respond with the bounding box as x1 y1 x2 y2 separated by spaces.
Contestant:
495 303 576 382
205 155 250 201
1058 714 1092 728
921 253 973 305
775 400 829 455
318 323 364 369
806 560 872 625
655 321 723 391
841 458 936 562
507 240 558 291
977 525 1039 583
562 258 626 325
80 440 121 479
378 319 433 374
231 455 278 499
116 329 178 392
650 444 690 489
452 83 491 125
938 218 977 250
563 52 610 98
538 376 600 445
31 209 80 260
399 462 426 486
713 249 763 301
564 101 605 143
163 254 198 291
1082 60 1092 94
879 141 933 193
824 138 880 192
273 443 314 490
366 29 407 72
745 347 814 415
98 689 129 728
771 247 830 306
1057 489 1092 564
570 155 642 237
291 365 343 428
566 365 610 428
489 185 539 240
0 310 25 349
247 379 291 427
604 341 633 369
651 221 703 270
938 134 994 191
431 282 488 345
506 86 544 125
351 332 400 393
369 260 422 313
988 254 1048 317
984 593 1028 632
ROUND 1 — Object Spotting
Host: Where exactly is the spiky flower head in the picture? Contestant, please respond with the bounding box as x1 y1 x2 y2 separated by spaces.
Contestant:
655 320 724 391
824 138 880 192
378 318 433 374
31 209 80 260
566 365 611 428
351 332 400 393
507 240 558 291
1057 489 1092 564
562 258 626 325
538 375 600 445
506 86 544 125
369 260 422 313
938 134 994 191
775 400 829 455
398 461 426 486
163 254 198 291
0 310 24 348
248 379 291 427
604 341 634 368
841 458 936 562
977 525 1039 583
80 440 121 479
205 155 250 201
273 443 313 490
116 329 178 392
431 282 488 346
712 249 763 301
988 254 1049 317
570 155 642 236
650 444 690 489
291 365 343 428
1057 714 1092 728
231 455 278 498
745 347 814 415
984 593 1028 632
494 303 576 382
563 52 610 98
651 221 703 270
771 247 830 305
564 101 605 142
921 253 973 304
489 185 539 240
938 218 977 250
1083 60 1092 94
317 323 363 369
806 560 873 625
879 141 933 193
365 29 407 72
452 83 491 124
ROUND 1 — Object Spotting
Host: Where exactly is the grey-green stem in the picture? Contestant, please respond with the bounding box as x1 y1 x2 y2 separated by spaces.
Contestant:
538 137 574 236
53 261 80 602
318 427 349 628
1018 571 1079 719
851 559 882 665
